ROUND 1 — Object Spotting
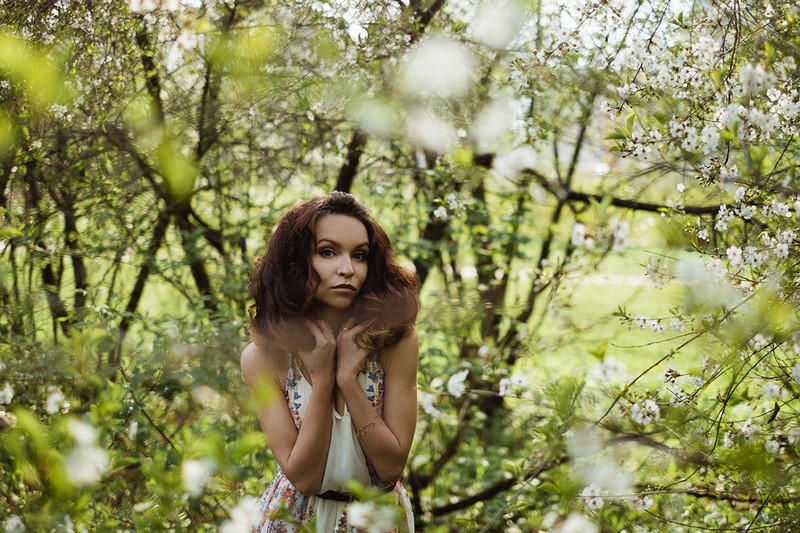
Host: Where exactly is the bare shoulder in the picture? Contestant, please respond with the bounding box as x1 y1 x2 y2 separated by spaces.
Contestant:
241 341 283 387
381 327 419 372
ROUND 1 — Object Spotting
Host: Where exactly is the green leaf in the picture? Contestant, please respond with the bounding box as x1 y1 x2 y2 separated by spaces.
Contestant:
587 341 608 361
625 112 635 133
604 128 628 140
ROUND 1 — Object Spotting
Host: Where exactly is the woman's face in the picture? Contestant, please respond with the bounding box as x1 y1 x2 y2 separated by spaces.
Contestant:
310 214 369 312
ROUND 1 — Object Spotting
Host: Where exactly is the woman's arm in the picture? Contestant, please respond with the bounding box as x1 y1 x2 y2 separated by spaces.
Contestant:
241 327 337 495
337 328 419 483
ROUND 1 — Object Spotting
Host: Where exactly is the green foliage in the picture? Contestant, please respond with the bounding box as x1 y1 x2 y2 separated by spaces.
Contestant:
2 0 800 531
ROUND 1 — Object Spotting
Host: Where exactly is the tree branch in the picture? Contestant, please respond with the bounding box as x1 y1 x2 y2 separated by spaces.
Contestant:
335 129 367 193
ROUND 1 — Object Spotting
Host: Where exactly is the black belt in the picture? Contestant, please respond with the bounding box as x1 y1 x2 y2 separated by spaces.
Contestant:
316 486 395 502
316 490 354 502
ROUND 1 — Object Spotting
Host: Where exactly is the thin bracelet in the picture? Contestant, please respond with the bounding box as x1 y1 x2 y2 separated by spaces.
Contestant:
356 414 379 438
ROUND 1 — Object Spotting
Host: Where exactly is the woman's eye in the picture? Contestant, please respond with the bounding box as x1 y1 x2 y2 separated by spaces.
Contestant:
319 249 335 258
353 252 367 261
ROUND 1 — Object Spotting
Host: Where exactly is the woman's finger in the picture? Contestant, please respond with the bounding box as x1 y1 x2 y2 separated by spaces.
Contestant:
342 317 376 338
304 318 330 344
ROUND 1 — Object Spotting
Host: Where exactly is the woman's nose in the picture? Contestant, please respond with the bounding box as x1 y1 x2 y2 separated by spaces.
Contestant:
337 257 355 276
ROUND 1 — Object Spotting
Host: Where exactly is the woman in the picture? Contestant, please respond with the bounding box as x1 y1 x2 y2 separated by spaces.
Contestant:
241 192 420 532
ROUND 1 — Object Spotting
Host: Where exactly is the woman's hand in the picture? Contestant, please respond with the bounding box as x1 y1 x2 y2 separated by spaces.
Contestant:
335 317 373 385
299 319 337 386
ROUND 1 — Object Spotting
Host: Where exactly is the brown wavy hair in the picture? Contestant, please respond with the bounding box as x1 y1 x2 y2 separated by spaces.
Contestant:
248 191 420 354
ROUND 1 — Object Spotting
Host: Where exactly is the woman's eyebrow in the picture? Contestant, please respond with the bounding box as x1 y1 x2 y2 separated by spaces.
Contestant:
315 237 369 248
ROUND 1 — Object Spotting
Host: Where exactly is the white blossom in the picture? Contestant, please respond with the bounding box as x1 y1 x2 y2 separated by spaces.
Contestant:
432 205 448 220
762 381 782 399
492 145 536 178
0 383 13 405
631 399 660 425
510 374 528 387
749 333 772 350
571 223 586 247
346 501 397 533
723 431 736 448
219 497 260 533
670 319 685 331
741 418 762 440
3 516 24 533
630 493 654 510
765 439 784 455
398 37 477 97
611 219 629 252
420 393 441 418
347 22 368 43
182 458 215 497
738 204 757 220
45 386 65 415
67 419 98 446
700 124 720 150
726 246 743 268
551 513 598 533
498 378 513 396
739 63 776 94
591 357 625 381
670 389 690 407
447 369 469 398
580 484 604 510
406 109 457 154
65 444 109 486
127 420 139 440
663 365 679 385
470 0 526 50
788 428 800 445
470 97 514 152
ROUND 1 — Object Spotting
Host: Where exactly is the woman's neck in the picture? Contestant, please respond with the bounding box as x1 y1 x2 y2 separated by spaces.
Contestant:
309 305 349 334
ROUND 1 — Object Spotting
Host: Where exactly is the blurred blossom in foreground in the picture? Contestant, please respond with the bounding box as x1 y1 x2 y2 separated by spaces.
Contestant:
673 257 738 309
219 497 260 533
3 515 24 533
470 0 526 50
567 426 603 459
68 418 97 446
492 145 536 178
352 98 399 138
470 97 514 153
346 501 397 533
65 418 109 486
398 36 477 98
406 109 457 154
447 369 469 398
66 445 109 486
182 458 215 497
551 512 599 533
583 460 632 495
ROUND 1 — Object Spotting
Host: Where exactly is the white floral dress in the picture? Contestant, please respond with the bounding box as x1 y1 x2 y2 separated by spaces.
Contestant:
254 352 415 533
